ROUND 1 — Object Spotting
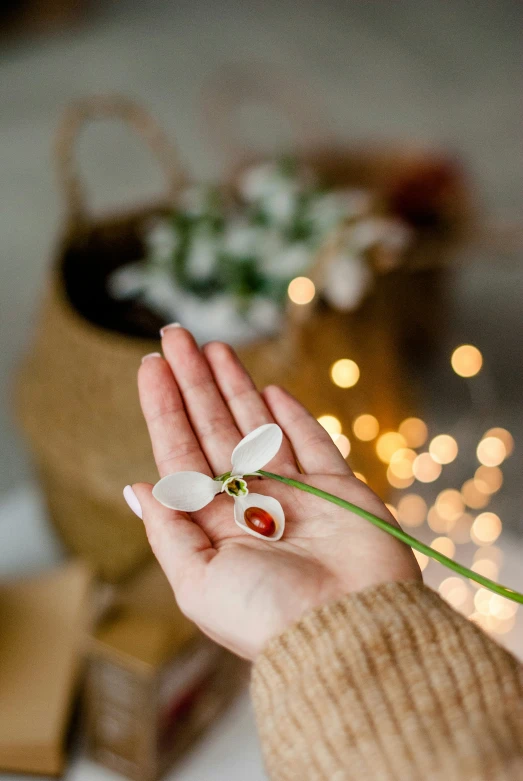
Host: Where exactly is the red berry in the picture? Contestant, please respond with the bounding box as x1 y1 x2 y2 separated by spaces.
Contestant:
244 506 276 537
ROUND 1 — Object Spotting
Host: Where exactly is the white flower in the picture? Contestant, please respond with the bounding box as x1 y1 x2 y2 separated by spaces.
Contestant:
153 424 285 541
146 220 179 259
322 252 372 312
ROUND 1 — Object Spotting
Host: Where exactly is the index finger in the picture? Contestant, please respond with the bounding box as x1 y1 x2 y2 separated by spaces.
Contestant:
138 353 212 477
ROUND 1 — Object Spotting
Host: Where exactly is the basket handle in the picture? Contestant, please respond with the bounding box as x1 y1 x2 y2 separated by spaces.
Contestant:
54 94 185 226
203 64 337 167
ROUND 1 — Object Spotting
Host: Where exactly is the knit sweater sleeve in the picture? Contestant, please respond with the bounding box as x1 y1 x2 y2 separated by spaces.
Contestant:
251 581 523 781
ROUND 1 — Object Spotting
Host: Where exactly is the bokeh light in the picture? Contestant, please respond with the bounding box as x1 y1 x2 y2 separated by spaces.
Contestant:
397 494 427 527
317 414 342 437
471 512 502 545
483 428 514 457
353 472 367 483
461 479 490 510
451 344 483 377
385 503 398 520
476 436 506 467
398 417 428 448
471 558 499 584
386 467 415 489
375 432 407 464
412 452 442 483
439 577 470 610
352 413 379 441
429 434 458 465
334 433 351 458
330 359 360 388
449 512 474 544
435 489 464 522
388 448 417 479
427 505 452 533
489 595 518 620
474 466 503 495
413 550 429 571
288 276 315 305
430 536 456 558
473 546 503 567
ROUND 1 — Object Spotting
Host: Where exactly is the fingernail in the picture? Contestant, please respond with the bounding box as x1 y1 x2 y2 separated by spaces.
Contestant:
160 322 182 337
123 485 143 519
141 352 162 364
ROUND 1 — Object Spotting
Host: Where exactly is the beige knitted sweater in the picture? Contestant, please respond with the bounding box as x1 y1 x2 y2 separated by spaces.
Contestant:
251 582 523 780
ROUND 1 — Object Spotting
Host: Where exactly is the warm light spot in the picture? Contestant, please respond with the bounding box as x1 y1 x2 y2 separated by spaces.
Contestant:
412 452 442 483
413 550 428 571
474 588 493 615
471 558 499 584
427 505 452 533
330 359 360 388
461 479 490 510
317 415 342 437
388 448 417 479
451 344 483 377
288 276 315 305
449 513 473 544
489 595 518 620
435 489 464 522
398 417 428 448
476 437 506 467
429 434 458 465
471 512 502 545
488 615 516 635
439 577 469 609
474 466 503 495
483 428 514 457
352 413 379 440
473 546 503 567
385 503 398 520
386 467 415 489
334 434 351 458
430 536 455 558
353 471 367 483
397 494 427 527
375 432 407 464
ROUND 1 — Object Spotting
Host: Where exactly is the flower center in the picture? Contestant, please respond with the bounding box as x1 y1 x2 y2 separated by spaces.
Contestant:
223 476 248 497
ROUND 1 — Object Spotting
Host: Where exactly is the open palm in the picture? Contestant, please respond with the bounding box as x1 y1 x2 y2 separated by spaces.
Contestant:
131 326 420 660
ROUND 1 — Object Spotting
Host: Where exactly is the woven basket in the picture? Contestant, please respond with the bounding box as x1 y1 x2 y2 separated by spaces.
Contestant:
16 92 472 583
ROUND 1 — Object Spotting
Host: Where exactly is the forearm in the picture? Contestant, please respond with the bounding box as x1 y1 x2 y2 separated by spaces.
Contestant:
251 581 523 781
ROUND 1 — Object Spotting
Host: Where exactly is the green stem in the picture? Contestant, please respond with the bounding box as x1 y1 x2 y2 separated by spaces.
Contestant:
259 470 523 605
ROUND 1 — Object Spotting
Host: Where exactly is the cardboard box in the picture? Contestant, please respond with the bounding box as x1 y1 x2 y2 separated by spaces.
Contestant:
84 563 246 781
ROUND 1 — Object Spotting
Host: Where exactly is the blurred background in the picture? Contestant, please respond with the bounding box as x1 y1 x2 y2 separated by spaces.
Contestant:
0 1 522 779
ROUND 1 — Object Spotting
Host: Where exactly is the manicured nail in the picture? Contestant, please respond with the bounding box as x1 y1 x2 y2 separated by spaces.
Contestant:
123 485 143 519
141 352 162 364
160 322 182 337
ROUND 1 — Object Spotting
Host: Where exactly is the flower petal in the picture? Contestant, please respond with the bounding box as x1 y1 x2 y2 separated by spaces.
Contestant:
230 424 283 476
233 493 285 541
153 472 221 512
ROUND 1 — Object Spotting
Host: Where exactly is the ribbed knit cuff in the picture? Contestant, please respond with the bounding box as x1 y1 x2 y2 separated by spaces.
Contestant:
251 581 523 781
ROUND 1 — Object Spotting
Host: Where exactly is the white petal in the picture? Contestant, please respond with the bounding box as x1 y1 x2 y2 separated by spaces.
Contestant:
234 493 285 541
230 424 283 475
153 472 221 512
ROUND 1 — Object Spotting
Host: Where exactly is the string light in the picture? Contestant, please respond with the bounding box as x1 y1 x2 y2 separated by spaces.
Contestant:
330 359 360 388
483 428 514 457
413 550 428 571
430 536 456 558
317 415 342 437
412 453 442 483
470 512 502 545
435 489 464 522
386 467 415 489
461 479 490 510
397 494 427 527
451 344 483 377
476 436 506 467
334 434 351 458
352 414 379 441
375 432 407 464
288 276 315 305
388 448 417 479
474 466 503 494
429 434 458 465
398 417 428 448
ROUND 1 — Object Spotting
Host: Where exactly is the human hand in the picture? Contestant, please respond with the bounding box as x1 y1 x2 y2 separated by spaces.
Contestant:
128 326 421 660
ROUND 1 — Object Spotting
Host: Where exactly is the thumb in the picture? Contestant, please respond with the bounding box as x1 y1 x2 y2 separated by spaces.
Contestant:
123 482 213 594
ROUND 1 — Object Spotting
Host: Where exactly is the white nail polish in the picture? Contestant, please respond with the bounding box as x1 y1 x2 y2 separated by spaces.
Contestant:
160 322 182 336
141 352 162 364
123 485 143 519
